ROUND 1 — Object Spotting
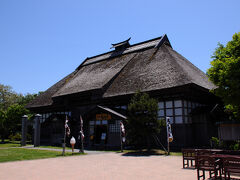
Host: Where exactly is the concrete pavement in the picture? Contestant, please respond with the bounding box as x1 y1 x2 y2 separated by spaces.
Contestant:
0 152 196 180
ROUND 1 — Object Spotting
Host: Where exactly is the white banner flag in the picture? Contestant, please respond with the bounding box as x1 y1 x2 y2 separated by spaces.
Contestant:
65 116 71 137
120 121 126 142
80 115 84 139
166 117 173 142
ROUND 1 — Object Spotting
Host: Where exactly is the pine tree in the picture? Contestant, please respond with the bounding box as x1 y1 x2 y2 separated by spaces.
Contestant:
127 91 161 151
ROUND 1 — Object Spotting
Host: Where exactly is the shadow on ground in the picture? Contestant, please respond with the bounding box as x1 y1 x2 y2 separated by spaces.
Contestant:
121 150 167 157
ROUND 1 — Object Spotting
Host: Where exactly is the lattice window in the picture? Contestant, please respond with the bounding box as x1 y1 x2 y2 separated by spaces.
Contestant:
109 120 120 133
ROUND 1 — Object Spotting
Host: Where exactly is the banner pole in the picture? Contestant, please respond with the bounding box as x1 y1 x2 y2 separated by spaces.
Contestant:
62 115 67 156
167 137 170 155
120 121 123 152
120 134 123 152
80 115 84 153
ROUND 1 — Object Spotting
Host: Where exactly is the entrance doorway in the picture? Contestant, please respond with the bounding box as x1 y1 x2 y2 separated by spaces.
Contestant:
95 125 107 144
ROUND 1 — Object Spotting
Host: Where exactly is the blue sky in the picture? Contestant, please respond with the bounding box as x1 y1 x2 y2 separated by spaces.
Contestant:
0 0 239 94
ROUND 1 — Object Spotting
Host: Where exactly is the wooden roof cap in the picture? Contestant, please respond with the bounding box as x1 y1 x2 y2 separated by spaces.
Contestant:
111 37 131 50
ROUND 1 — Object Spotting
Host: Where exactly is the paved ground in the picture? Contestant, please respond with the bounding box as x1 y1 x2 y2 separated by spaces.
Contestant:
0 151 196 180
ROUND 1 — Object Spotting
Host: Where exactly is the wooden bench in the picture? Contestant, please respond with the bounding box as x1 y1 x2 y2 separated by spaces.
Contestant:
197 149 216 155
221 150 240 155
182 149 196 169
196 155 222 180
223 156 240 180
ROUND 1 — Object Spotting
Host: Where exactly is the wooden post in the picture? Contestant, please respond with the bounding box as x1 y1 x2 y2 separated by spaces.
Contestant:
120 130 123 152
62 128 66 156
167 138 170 155
80 133 84 153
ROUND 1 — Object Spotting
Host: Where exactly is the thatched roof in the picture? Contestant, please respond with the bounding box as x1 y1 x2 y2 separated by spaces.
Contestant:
26 71 77 108
27 34 216 109
53 53 137 97
103 44 215 97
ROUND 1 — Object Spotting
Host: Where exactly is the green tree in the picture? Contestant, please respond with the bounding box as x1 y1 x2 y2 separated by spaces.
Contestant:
0 110 7 142
127 91 161 151
207 32 240 119
0 83 37 142
17 93 38 106
5 104 29 138
0 84 18 111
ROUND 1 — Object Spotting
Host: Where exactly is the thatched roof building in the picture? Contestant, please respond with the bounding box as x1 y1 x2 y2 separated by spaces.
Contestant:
27 34 219 150
27 35 215 110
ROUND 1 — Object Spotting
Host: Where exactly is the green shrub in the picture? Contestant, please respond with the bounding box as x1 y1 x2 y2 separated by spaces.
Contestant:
227 140 240 150
210 137 219 148
26 133 32 142
229 144 234 150
9 133 22 141
233 141 240 150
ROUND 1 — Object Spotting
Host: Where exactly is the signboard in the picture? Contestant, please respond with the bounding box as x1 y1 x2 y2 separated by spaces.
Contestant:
96 113 111 121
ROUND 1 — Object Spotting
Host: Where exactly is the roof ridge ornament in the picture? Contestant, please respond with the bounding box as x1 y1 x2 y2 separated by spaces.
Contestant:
154 34 172 49
111 37 131 51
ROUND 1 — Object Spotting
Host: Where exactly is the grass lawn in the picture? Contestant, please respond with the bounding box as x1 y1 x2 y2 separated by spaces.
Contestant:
0 140 32 148
169 152 182 156
0 140 72 150
0 148 85 163
0 141 181 162
0 143 21 148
